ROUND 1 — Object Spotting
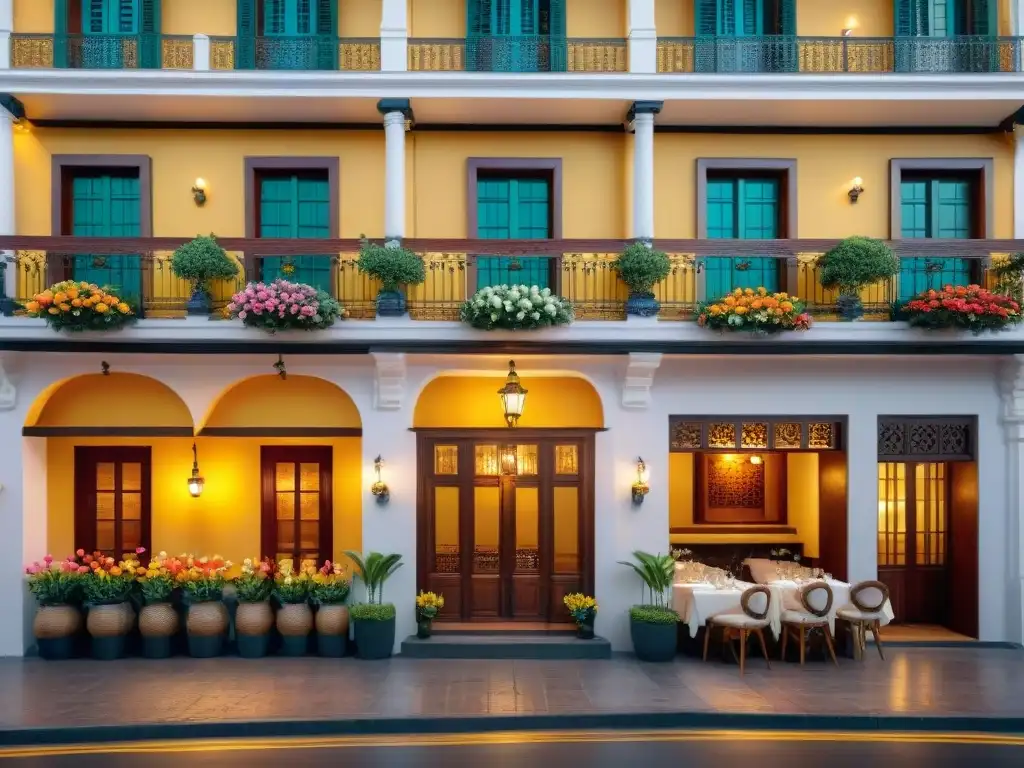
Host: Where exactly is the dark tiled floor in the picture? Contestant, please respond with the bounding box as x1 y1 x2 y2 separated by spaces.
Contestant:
0 648 1022 729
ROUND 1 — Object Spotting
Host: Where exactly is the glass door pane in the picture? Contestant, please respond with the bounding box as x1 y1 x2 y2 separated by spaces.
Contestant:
473 487 500 573
434 486 461 574
553 486 579 574
514 487 539 572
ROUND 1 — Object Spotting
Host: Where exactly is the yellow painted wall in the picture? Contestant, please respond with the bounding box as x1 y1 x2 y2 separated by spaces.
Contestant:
163 0 236 36
14 129 385 238
567 0 626 37
341 0 383 38
409 133 627 238
655 133 1013 239
786 453 819 558
414 375 604 428
46 436 362 569
409 0 464 37
29 373 193 428
669 453 694 528
203 375 362 430
797 0 893 37
13 0 53 33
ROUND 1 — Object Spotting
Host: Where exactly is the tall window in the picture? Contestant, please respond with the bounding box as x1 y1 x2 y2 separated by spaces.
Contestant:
260 447 333 565
466 0 567 72
476 175 552 289
877 461 947 568
256 171 332 292
899 174 975 300
74 447 152 557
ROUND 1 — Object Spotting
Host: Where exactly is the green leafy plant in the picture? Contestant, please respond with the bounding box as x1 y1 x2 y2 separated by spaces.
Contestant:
310 562 351 606
618 550 675 609
629 605 678 625
818 236 899 295
991 252 1024 302
344 551 402 604
234 558 276 603
25 556 85 606
350 603 396 621
614 242 671 295
138 574 174 605
357 237 426 292
170 235 238 292
83 571 136 605
273 573 311 605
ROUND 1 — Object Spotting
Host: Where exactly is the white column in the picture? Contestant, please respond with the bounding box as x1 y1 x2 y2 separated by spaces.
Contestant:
1003 356 1024 645
380 0 408 72
1015 125 1024 238
0 0 12 70
0 106 15 307
627 0 657 74
383 109 407 242
1015 0 1024 36
192 34 211 71
630 104 658 242
845 412 878 586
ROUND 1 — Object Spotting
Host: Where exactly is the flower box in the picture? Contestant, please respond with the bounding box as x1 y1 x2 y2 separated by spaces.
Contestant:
902 285 1022 335
460 284 573 330
697 287 811 333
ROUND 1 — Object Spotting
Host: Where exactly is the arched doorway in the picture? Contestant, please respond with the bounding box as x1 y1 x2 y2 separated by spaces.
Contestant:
414 372 604 623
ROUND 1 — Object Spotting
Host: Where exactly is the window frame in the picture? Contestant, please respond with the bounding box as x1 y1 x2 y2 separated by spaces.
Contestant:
888 158 993 239
73 445 153 558
260 445 334 565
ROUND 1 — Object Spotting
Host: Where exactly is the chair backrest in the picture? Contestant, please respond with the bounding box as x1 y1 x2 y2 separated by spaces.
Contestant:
850 580 889 613
741 585 771 620
799 581 834 618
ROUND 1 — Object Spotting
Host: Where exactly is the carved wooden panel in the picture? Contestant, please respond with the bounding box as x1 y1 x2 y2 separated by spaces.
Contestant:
877 417 974 461
670 422 702 451
670 417 844 452
707 457 765 509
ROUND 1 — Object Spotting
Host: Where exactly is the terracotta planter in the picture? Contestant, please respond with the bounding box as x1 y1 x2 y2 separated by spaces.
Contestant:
277 603 312 657
316 604 349 657
139 602 179 659
33 605 82 660
235 601 273 658
186 601 228 658
87 602 134 660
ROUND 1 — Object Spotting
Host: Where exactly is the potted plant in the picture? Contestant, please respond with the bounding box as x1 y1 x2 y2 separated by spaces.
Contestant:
992 252 1024 303
83 550 142 660
26 553 86 660
233 557 276 658
345 551 403 660
414 591 444 639
818 236 899 321
274 559 314 656
170 235 239 316
902 284 1023 334
227 278 344 332
357 237 426 317
563 593 598 639
696 287 811 333
615 242 671 317
23 280 136 332
180 554 231 658
618 551 678 662
311 560 352 657
137 552 183 659
460 284 574 330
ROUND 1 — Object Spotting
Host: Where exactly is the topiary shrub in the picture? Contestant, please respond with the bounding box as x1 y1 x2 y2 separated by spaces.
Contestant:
818 236 899 321
614 242 672 317
357 237 426 317
171 235 239 315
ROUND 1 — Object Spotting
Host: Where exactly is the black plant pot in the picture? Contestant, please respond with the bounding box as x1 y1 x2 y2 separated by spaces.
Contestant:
416 619 432 639
187 633 225 658
629 619 677 662
278 634 309 657
836 293 864 322
625 292 660 318
577 620 595 640
186 287 212 316
376 290 407 317
142 635 173 659
91 634 127 661
237 633 269 658
37 636 75 660
317 633 347 658
354 617 396 660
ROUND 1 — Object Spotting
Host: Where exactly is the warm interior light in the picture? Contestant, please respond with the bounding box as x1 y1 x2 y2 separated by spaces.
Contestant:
187 442 204 498
852 177 863 187
631 457 650 505
501 445 518 475
749 454 763 465
194 177 207 190
498 360 528 428
370 455 390 503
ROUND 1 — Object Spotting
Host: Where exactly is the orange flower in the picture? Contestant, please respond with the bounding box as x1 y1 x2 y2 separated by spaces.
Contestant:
79 281 90 290
71 298 83 307
733 288 743 297
777 292 789 300
734 306 749 315
709 305 722 316
744 288 754 296
25 301 39 313
53 292 67 304
58 303 70 312
47 307 59 315
757 286 768 296
764 297 779 308
751 299 763 309
117 302 130 314
737 297 749 307
66 288 79 300
724 296 736 306
95 303 109 313
110 566 122 576
780 301 794 312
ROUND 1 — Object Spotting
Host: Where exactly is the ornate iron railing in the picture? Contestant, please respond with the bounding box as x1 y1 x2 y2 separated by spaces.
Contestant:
1 238 1013 321
407 37 628 72
11 33 193 69
211 36 381 71
657 35 1022 74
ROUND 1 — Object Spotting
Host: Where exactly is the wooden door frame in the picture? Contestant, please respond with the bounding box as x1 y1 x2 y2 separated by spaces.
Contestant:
259 445 334 563
73 445 153 557
416 428 595 622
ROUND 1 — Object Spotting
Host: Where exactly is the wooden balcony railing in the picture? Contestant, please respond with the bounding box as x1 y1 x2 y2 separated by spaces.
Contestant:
0 237 1018 322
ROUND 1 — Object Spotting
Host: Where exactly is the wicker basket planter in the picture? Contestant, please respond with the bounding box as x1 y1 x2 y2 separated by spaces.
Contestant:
235 601 273 658
139 602 179 659
276 603 313 657
87 602 135 660
315 604 349 657
33 604 82 660
186 600 228 658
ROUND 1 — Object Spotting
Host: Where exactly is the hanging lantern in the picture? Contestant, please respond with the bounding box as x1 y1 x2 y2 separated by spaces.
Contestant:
498 359 527 428
187 442 205 498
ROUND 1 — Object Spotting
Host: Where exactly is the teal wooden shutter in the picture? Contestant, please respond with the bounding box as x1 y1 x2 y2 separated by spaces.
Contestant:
71 174 142 302
694 0 720 72
140 0 161 69
237 0 256 68
476 177 551 289
54 0 69 67
894 0 924 35
775 0 797 72
898 177 972 299
316 0 338 69
704 177 780 299
466 0 493 71
260 175 332 292
969 0 995 34
548 0 567 72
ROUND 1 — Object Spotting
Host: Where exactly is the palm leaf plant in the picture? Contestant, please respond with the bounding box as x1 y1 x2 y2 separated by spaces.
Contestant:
620 550 678 661
618 550 675 608
344 551 403 605
344 551 404 660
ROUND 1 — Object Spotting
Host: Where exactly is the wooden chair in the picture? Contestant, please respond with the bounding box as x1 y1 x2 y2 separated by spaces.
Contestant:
837 580 889 661
780 581 838 666
702 585 772 675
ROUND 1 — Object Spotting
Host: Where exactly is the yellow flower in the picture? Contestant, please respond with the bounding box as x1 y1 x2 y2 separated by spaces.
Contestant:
117 302 130 314
47 307 59 315
744 288 754 296
709 305 722 316
735 306 749 315
733 288 743 297
757 286 768 296
58 303 70 312
95 302 109 313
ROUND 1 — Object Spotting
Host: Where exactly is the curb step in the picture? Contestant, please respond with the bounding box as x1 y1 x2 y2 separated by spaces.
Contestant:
400 634 612 660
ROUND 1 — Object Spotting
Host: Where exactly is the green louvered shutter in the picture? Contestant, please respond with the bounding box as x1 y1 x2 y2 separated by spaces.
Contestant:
54 0 69 67
970 0 995 34
694 0 719 72
71 174 143 304
476 177 552 289
898 177 972 299
236 0 256 69
704 177 780 300
893 0 924 71
316 0 338 69
547 0 567 72
466 0 493 71
259 175 332 293
775 0 797 72
140 0 161 69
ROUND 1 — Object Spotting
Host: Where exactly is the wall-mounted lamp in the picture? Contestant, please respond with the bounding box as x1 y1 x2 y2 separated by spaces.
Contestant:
370 455 390 504
274 354 287 380
100 360 110 376
848 177 864 204
192 178 208 207
749 454 763 465
187 442 205 498
631 457 650 505
841 28 854 37
498 360 527 428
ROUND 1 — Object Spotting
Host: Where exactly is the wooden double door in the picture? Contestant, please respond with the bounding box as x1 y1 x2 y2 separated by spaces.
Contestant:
418 431 594 623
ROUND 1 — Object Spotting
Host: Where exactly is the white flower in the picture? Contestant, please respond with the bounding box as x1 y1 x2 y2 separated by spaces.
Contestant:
489 295 502 309
508 289 521 301
531 311 540 320
474 299 485 308
490 313 498 321
481 286 493 296
530 285 540 294
516 311 525 320
541 287 552 298
544 304 556 316
503 301 514 312
518 299 532 311
531 294 543 306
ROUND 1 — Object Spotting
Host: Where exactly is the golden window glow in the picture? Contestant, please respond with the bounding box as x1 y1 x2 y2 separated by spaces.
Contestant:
915 462 947 566
877 462 906 566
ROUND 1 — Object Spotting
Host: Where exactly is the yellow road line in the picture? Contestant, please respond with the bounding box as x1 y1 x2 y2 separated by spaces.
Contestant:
1 728 1023 758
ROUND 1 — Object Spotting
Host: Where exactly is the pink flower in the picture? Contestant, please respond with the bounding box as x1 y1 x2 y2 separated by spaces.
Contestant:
300 305 315 317
136 547 146 555
280 293 290 302
290 304 299 315
256 291 268 301
265 299 277 310
245 287 256 298
226 303 237 313
43 554 53 564
238 311 247 320
76 549 85 558
77 566 89 574
251 302 263 312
